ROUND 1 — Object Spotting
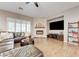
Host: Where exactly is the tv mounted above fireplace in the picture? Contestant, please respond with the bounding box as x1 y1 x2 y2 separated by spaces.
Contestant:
49 20 64 30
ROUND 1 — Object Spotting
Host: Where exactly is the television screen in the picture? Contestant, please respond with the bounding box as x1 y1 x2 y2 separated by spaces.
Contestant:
49 20 64 30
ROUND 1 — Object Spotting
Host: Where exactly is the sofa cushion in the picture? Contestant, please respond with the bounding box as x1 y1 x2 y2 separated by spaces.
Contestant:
0 32 13 42
0 36 4 42
14 32 21 38
0 32 13 39
21 32 25 37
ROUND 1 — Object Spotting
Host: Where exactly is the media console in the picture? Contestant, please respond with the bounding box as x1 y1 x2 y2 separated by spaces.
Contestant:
47 34 64 41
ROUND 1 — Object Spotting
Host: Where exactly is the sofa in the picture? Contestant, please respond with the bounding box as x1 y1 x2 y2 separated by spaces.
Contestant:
0 32 32 44
13 32 26 43
0 32 14 53
0 32 14 40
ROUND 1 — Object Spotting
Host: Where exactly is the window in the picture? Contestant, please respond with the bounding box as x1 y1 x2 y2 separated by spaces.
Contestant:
7 17 31 33
7 18 15 32
22 23 26 32
27 22 31 33
8 22 15 32
16 23 21 32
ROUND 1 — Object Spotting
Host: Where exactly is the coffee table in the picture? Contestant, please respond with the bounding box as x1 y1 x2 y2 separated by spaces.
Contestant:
20 38 34 46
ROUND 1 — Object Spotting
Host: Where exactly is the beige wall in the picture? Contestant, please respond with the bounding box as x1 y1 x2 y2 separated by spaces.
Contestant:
0 9 33 31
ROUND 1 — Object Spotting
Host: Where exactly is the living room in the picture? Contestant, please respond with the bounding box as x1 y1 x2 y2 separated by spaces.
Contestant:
0 1 79 57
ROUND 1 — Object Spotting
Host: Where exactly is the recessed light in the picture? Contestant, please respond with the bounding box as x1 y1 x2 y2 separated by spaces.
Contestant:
18 6 23 10
25 2 30 4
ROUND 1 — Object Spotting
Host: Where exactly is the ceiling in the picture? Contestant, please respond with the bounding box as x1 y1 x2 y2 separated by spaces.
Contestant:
0 2 79 18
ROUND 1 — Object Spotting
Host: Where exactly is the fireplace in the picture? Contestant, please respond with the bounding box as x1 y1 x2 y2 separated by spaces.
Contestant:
36 30 43 35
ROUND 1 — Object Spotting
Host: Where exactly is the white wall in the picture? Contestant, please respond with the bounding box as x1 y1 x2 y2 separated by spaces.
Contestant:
0 9 33 31
32 6 79 43
0 16 7 31
64 6 79 42
32 18 47 38
1 5 79 43
47 6 79 43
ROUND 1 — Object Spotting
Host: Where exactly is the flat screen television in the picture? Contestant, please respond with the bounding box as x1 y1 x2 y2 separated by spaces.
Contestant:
49 20 64 30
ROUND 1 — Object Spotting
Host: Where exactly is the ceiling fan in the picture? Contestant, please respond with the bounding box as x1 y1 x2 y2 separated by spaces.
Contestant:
25 2 39 7
18 2 39 11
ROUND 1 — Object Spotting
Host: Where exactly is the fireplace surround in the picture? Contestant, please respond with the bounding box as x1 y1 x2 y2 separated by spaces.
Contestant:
36 30 43 35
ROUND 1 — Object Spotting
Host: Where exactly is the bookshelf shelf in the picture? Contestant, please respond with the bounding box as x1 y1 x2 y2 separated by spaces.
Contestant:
68 27 79 28
68 21 79 46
